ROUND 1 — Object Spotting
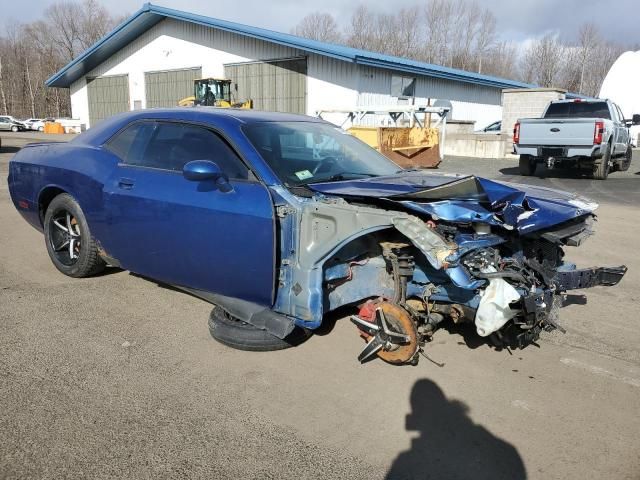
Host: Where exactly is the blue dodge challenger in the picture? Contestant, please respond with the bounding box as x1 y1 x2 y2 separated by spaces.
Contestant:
7 108 627 365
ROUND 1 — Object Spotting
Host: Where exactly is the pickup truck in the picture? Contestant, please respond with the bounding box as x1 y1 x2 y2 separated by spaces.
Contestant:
513 99 640 179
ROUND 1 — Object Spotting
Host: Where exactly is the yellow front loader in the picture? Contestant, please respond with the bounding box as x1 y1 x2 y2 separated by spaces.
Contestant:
178 78 253 109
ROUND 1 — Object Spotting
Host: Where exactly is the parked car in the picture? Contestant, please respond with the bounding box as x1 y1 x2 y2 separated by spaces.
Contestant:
0 116 25 132
22 118 43 130
514 99 640 179
477 120 501 133
29 117 55 132
7 109 627 365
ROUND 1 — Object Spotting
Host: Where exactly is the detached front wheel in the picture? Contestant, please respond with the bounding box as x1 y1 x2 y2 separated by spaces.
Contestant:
208 307 311 352
44 194 105 277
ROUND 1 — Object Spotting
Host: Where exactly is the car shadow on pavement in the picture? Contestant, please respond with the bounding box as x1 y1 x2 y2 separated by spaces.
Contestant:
0 146 21 154
499 165 591 179
94 266 124 277
442 323 495 350
385 379 527 480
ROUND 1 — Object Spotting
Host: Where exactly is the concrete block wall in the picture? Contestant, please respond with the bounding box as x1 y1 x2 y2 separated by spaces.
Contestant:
501 88 566 156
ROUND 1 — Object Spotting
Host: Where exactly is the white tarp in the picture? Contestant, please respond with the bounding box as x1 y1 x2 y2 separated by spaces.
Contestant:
600 50 640 145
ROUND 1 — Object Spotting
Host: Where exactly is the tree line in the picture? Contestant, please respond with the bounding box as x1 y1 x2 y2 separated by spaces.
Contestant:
294 1 633 97
0 0 123 118
0 0 634 119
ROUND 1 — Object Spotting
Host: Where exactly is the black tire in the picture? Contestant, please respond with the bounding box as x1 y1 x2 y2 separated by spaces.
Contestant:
618 145 632 172
11 125 18 132
593 144 611 180
38 126 44 132
518 155 536 176
43 193 105 277
208 307 311 352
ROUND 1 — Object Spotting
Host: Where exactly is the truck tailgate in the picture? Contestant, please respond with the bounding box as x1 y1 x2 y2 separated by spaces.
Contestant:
519 119 596 146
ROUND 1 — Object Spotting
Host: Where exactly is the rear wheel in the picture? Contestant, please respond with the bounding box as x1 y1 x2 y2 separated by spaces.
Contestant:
208 307 311 352
44 194 105 277
518 155 536 176
593 144 611 180
618 145 632 172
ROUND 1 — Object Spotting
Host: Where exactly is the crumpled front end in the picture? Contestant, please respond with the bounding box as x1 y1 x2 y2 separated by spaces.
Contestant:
296 172 627 365
332 213 626 364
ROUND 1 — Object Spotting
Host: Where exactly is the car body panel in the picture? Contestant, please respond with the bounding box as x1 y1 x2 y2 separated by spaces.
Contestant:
309 172 597 233
102 164 276 306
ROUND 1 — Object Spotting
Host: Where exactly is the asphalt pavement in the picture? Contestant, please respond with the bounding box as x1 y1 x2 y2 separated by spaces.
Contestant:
1 132 639 479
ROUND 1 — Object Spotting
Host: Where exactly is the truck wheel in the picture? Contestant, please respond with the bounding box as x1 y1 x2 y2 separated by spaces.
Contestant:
593 144 611 180
618 145 632 172
208 307 311 352
518 155 536 176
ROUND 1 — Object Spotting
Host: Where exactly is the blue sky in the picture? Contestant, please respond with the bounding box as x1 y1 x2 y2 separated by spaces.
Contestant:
4 0 640 45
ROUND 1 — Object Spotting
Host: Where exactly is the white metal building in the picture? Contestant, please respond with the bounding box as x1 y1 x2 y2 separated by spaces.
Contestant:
47 3 535 130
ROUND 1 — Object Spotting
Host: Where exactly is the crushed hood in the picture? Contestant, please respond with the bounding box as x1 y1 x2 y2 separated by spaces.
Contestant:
309 172 598 233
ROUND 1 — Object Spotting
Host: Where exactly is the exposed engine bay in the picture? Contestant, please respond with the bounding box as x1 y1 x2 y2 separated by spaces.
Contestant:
269 172 627 366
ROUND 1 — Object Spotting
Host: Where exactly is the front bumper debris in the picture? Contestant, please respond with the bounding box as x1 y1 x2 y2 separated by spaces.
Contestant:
553 266 627 291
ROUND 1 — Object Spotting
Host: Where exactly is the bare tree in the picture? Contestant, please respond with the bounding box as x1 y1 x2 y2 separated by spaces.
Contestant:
0 51 8 114
79 0 116 48
0 0 121 118
422 0 455 65
520 34 565 87
345 5 375 50
293 12 342 43
393 7 422 58
475 9 497 74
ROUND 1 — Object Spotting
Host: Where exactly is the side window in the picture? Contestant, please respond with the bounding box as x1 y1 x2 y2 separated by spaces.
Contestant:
108 121 249 180
391 75 416 98
106 122 147 161
609 104 618 122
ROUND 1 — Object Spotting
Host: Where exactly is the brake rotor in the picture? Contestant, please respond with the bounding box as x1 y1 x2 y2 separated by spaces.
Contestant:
354 302 419 365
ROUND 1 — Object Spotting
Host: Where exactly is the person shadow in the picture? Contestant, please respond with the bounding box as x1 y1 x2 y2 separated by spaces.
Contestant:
385 379 526 480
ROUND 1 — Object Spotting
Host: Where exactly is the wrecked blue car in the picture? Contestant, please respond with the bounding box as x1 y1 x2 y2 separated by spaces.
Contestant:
7 109 627 365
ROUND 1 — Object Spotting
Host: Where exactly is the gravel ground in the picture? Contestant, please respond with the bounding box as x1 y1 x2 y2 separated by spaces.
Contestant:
1 133 639 479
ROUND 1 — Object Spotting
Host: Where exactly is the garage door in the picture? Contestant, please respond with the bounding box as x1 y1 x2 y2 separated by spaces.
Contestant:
225 58 307 114
145 67 202 108
87 75 130 127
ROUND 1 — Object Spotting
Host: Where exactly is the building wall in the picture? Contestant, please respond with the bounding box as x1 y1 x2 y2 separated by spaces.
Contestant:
70 17 505 130
71 18 302 127
355 65 503 128
501 88 566 155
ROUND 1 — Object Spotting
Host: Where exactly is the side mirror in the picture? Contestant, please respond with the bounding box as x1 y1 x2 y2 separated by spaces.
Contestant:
632 114 640 126
183 160 226 182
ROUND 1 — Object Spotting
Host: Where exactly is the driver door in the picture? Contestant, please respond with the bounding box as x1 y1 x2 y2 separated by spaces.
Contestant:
101 120 276 307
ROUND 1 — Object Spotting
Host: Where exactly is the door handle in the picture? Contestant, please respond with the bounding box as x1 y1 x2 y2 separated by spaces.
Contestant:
118 178 135 189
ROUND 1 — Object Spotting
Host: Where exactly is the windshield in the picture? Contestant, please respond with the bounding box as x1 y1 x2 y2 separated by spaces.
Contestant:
544 102 611 120
243 122 400 186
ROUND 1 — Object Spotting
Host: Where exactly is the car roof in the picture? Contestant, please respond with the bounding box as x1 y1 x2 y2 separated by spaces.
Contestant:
550 99 608 104
131 107 321 124
74 107 326 146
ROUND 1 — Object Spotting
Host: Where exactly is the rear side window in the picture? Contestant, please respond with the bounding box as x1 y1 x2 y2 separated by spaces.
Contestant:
106 121 249 180
544 102 611 120
106 122 145 160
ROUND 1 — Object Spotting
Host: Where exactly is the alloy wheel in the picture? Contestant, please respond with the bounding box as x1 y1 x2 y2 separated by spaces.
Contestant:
48 210 82 266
